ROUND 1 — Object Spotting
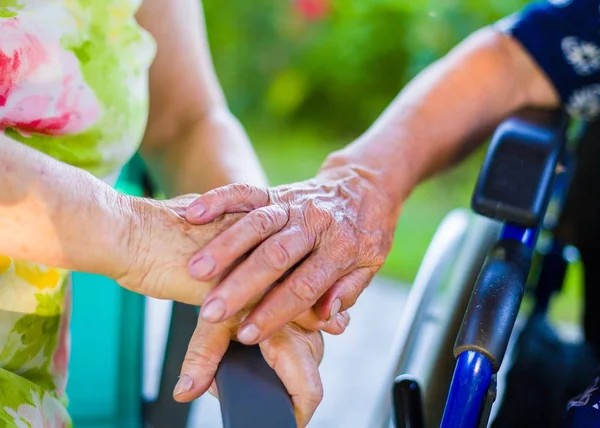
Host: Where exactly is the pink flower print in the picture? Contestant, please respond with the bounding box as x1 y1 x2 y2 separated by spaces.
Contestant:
0 17 101 137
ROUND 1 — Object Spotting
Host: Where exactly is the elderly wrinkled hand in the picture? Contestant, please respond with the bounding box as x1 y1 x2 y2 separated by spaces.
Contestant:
183 163 400 344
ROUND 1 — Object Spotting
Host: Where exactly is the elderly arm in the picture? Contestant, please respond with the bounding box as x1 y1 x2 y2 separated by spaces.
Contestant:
325 28 559 206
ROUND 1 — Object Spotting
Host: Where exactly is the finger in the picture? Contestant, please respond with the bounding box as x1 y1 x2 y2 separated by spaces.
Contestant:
200 226 313 323
313 267 376 320
259 325 324 427
293 308 350 335
237 252 346 344
188 205 289 282
173 318 231 402
186 183 270 224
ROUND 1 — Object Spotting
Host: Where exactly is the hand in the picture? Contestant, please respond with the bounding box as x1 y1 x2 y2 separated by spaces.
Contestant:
184 164 400 344
115 194 244 304
173 316 325 428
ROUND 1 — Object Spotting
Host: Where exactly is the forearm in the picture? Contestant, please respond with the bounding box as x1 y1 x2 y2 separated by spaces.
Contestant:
0 135 133 276
322 28 560 209
142 108 267 197
136 0 267 196
142 108 266 196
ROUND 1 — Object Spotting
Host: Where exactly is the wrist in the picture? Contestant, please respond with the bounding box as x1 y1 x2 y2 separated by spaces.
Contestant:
318 143 416 211
99 192 148 281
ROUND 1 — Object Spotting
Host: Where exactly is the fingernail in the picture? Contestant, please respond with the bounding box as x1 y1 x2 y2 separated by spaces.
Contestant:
201 298 226 322
337 311 350 328
174 374 193 396
237 324 260 344
189 256 215 278
329 298 342 321
187 202 206 220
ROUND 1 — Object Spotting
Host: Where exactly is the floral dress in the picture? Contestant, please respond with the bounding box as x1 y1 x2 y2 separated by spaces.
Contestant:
0 1 155 426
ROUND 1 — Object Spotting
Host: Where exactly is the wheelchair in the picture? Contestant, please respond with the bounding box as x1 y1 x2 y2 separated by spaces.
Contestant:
208 107 596 428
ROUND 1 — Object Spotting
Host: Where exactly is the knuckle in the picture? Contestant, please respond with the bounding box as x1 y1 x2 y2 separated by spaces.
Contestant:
304 330 325 363
310 386 324 404
213 185 233 200
260 333 286 367
232 183 257 200
184 342 221 371
261 239 292 271
289 272 324 303
305 379 324 406
250 209 275 236
249 206 287 236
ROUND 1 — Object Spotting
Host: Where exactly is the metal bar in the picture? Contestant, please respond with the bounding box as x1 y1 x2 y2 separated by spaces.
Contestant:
500 223 536 248
393 375 425 428
440 351 493 428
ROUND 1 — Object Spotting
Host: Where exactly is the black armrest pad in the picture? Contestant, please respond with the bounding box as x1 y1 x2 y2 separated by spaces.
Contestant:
471 109 568 227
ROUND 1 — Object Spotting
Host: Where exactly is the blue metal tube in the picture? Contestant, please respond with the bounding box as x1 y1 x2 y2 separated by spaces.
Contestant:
440 351 494 428
500 223 536 249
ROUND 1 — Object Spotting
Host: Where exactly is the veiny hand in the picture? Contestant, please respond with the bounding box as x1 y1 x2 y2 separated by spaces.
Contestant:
184 164 400 344
115 194 244 304
173 316 325 428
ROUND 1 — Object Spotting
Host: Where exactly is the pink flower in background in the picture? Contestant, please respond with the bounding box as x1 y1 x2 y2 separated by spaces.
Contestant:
0 17 101 137
294 0 330 21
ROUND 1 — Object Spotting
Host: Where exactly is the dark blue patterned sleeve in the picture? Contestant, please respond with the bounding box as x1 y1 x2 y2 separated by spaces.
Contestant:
495 0 600 119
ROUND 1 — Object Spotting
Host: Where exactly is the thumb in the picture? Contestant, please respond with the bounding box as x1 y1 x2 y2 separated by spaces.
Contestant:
174 317 231 402
313 267 375 320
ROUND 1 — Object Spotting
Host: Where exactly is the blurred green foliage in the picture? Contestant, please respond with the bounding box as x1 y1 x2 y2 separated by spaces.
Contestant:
203 0 524 134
